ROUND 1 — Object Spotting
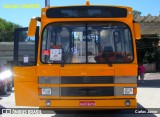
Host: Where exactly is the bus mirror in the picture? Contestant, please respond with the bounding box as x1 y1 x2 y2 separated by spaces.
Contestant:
133 23 141 40
28 19 37 36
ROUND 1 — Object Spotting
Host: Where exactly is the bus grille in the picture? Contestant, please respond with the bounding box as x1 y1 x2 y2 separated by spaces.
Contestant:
61 87 114 96
61 76 114 84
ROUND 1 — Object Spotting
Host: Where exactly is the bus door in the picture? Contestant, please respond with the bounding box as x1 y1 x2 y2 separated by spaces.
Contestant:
13 27 39 106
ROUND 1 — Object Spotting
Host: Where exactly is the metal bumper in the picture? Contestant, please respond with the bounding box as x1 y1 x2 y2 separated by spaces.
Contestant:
39 99 137 109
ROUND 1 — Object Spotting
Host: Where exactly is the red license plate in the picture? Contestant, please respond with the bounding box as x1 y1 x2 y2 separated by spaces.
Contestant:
79 101 96 107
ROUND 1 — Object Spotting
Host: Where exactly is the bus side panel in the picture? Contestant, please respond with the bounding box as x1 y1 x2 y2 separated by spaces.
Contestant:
14 67 37 82
14 67 38 106
14 81 38 106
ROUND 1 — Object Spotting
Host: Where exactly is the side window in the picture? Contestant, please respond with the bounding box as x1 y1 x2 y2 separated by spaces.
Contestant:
14 27 39 66
124 29 132 53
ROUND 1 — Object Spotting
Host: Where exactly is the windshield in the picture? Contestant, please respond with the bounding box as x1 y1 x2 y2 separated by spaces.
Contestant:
41 22 133 64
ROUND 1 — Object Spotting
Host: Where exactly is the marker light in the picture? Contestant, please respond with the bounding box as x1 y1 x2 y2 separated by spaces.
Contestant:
46 100 51 106
125 100 131 106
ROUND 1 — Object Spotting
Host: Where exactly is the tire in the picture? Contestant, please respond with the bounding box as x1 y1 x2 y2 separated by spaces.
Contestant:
7 82 13 91
1 84 7 95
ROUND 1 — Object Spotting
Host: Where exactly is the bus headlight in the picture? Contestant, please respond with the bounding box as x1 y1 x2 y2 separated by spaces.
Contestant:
123 88 133 95
41 88 52 95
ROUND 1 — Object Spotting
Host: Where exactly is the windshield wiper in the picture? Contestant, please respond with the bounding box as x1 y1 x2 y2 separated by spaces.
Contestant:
102 52 112 67
95 43 103 53
96 43 112 67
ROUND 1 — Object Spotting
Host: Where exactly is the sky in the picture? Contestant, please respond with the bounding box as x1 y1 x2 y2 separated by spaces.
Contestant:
0 0 160 27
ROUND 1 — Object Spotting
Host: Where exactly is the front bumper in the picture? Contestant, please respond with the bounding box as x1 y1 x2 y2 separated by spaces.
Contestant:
39 99 137 109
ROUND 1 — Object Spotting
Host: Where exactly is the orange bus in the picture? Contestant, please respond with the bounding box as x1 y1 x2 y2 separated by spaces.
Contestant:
13 1 141 109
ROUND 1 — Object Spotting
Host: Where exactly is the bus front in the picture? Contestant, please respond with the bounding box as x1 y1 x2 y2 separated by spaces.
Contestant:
14 4 141 109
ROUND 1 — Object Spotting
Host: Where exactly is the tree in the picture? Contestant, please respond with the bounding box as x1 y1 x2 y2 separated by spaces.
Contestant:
136 34 160 64
0 18 21 42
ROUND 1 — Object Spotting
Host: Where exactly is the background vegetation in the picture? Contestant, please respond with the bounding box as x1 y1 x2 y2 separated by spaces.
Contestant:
0 18 21 42
136 34 160 64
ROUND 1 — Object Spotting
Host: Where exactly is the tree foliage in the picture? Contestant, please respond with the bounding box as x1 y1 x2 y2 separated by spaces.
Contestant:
136 34 160 64
0 18 21 42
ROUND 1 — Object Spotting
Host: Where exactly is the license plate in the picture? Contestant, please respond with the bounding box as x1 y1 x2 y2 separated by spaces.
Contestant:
79 101 96 107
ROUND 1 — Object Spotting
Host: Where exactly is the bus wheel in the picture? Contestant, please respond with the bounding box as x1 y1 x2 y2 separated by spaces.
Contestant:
1 84 7 95
7 82 13 91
